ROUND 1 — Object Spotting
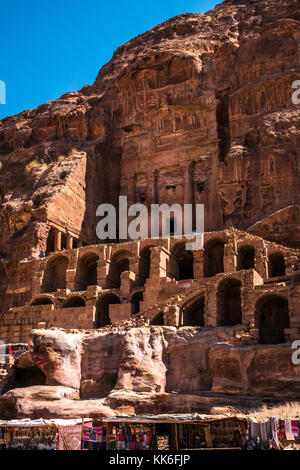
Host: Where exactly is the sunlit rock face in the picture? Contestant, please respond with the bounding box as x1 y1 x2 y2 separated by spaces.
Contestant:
0 326 299 419
0 0 300 419
0 0 299 267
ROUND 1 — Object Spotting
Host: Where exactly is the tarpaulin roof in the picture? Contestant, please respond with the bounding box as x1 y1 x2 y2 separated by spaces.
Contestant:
102 413 247 424
0 418 92 427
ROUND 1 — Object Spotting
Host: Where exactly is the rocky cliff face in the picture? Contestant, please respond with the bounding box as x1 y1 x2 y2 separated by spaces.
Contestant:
0 326 299 419
0 0 300 418
0 0 299 266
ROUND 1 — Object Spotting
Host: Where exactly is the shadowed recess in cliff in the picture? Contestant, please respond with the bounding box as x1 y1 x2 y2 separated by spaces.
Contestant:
216 89 231 162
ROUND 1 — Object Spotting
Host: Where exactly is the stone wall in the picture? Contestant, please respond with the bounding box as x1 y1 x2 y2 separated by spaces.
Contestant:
6 326 299 401
0 228 299 345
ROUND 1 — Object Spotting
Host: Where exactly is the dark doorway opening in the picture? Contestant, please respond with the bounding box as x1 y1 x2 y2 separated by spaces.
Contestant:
42 256 68 293
96 294 120 328
131 291 143 315
268 253 286 278
182 296 204 326
139 246 152 286
46 228 56 255
64 296 85 308
237 246 255 270
171 243 194 280
108 251 131 288
255 296 289 344
217 278 242 326
204 240 224 277
75 253 99 291
61 233 67 250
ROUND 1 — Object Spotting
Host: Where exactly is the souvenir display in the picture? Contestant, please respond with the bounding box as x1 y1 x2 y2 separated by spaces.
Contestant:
82 423 107 450
156 435 169 450
107 423 155 450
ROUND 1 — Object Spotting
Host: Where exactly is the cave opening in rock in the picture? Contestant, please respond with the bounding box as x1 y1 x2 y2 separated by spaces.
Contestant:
204 239 224 277
237 246 255 270
170 242 194 280
42 255 69 293
182 296 204 326
14 366 46 388
131 291 143 315
96 293 120 328
255 295 289 344
64 296 85 308
268 253 286 278
75 253 99 291
217 278 242 326
108 251 131 288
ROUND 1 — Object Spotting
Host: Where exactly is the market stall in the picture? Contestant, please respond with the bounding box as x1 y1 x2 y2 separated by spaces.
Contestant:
101 414 248 450
0 414 299 450
0 419 57 450
81 421 108 450
0 418 92 450
245 417 300 450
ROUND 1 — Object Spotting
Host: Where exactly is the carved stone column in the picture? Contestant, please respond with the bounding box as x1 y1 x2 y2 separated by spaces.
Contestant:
66 234 73 250
54 230 61 252
193 249 204 279
97 259 109 289
66 269 76 291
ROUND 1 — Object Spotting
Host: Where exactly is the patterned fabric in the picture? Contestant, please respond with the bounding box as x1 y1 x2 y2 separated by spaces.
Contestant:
82 423 107 450
58 424 82 450
107 424 154 450
259 421 271 443
269 417 280 450
285 420 295 441
291 420 299 437
278 420 286 440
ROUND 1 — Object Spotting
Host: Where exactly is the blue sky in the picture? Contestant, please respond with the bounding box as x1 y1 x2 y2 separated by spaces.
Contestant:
0 0 219 119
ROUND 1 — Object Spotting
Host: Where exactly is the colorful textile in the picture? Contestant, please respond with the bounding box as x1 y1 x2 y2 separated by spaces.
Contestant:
291 420 299 437
58 424 82 450
248 421 260 441
278 420 286 440
107 423 154 450
259 421 271 443
284 420 295 441
82 424 107 450
269 417 280 450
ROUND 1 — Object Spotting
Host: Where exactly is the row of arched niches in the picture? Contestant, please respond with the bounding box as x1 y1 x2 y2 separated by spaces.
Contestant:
28 236 296 346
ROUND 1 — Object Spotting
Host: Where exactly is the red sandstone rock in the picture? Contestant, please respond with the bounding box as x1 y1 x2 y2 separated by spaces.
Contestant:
0 386 112 419
0 0 299 268
29 329 82 389
0 326 299 419
0 0 300 419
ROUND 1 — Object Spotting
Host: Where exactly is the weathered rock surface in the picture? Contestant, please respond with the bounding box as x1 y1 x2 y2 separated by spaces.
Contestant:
0 0 300 419
0 326 299 419
115 327 167 393
0 0 299 269
30 329 82 389
210 343 300 397
0 386 110 419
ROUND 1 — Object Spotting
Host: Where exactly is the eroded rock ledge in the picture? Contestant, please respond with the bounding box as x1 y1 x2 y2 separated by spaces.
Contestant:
0 327 298 419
